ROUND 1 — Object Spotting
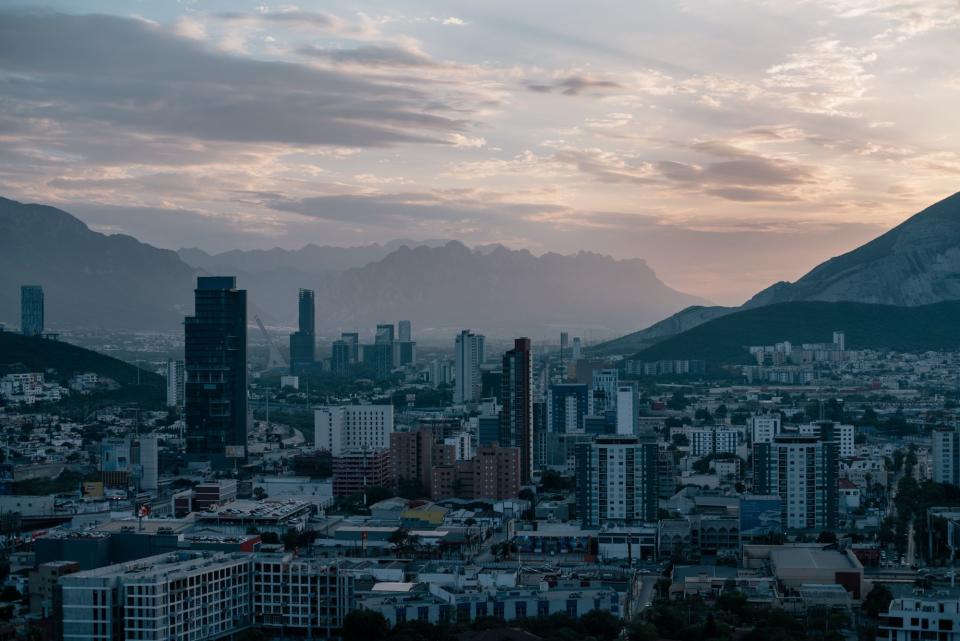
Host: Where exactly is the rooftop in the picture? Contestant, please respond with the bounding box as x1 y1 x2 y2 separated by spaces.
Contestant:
770 548 859 571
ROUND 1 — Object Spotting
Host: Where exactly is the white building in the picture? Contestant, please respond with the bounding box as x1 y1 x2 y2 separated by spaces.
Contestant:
689 427 738 458
880 598 960 641
255 476 334 509
280 375 299 390
616 384 638 435
314 405 394 456
799 422 855 457
165 359 184 408
749 415 781 445
429 359 453 388
933 427 960 485
454 330 485 404
754 435 839 530
444 432 473 461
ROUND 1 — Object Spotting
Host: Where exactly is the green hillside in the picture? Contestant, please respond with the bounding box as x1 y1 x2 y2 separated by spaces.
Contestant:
0 331 163 388
633 300 960 364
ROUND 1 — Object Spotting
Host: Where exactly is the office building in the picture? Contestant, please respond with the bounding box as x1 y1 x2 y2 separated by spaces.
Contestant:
372 323 395 377
332 449 393 497
165 358 184 408
690 427 739 457
184 276 247 468
315 405 394 456
590 369 619 414
478 414 501 447
833 331 846 352
749 414 781 445
331 340 350 377
501 338 534 484
20 285 43 336
576 435 658 527
547 384 588 434
616 383 638 435
572 337 582 361
340 332 359 363
454 330 485 404
289 288 316 374
753 434 839 530
933 426 960 485
398 320 411 342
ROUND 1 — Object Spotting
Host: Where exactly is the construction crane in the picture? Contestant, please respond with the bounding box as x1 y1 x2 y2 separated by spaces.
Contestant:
255 316 288 371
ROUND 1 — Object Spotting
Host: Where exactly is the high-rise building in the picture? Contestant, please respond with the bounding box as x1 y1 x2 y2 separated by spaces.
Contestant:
398 320 412 342
501 338 533 484
615 383 638 435
454 330 485 404
932 426 960 485
800 421 855 458
576 435 658 527
375 323 394 344
749 414 781 445
20 285 43 336
572 337 582 361
372 323 395 378
547 384 588 434
165 358 184 408
590 369 619 414
340 332 359 363
390 429 455 497
332 449 393 497
428 359 453 388
689 427 739 457
753 434 839 530
289 288 315 374
184 277 247 468
833 331 846 351
330 340 350 377
314 405 393 456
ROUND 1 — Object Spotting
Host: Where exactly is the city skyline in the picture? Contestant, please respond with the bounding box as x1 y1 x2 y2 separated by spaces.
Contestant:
1 2 958 304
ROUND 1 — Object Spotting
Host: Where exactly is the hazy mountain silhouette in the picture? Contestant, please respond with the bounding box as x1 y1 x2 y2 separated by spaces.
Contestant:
597 191 960 355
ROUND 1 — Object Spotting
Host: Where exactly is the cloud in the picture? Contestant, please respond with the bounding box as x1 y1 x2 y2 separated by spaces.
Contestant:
296 44 439 67
526 75 623 96
0 10 469 149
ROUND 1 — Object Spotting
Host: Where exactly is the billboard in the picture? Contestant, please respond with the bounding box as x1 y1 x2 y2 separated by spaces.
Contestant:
739 495 782 539
225 445 246 458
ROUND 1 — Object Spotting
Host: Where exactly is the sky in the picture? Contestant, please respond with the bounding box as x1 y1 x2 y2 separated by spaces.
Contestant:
0 1 958 305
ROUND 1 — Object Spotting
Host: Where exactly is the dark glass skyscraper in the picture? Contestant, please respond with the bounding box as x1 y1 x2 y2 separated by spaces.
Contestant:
501 337 533 484
184 276 247 468
289 288 315 374
331 340 350 377
20 285 44 336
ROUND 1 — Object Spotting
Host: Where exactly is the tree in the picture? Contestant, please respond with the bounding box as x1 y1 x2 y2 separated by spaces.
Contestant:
817 531 838 544
365 485 395 505
342 610 389 641
579 609 622 641
253 487 268 500
627 619 659 641
667 391 688 411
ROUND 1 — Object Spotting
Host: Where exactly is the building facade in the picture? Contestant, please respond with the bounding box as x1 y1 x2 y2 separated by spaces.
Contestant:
576 435 658 527
289 288 316 374
501 338 534 484
454 330 486 404
184 276 247 468
753 435 839 530
314 405 394 456
20 284 44 336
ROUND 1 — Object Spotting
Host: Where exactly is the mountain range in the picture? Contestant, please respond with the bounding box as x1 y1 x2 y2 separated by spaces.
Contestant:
0 197 706 337
595 191 960 355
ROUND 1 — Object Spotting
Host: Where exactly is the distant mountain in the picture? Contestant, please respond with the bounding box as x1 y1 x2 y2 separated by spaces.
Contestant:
0 197 197 330
0 197 705 337
596 192 960 355
310 241 709 336
0 331 163 388
177 239 449 275
631 300 960 364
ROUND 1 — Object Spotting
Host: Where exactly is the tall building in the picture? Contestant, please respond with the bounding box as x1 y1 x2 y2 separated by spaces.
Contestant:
932 426 960 485
833 331 846 351
289 288 316 374
184 277 247 468
314 405 393 456
428 359 453 388
572 337 582 361
340 332 359 363
372 323 395 377
398 320 412 342
690 427 739 457
590 369 619 414
20 285 43 336
753 434 839 530
576 435 658 527
800 421 855 458
390 428 455 495
501 338 534 484
330 340 350 377
454 330 486 404
615 383 638 435
165 358 184 408
749 414 781 445
547 384 588 434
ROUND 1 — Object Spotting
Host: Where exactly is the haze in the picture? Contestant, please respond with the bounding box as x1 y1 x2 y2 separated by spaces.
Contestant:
1 1 958 304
